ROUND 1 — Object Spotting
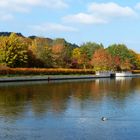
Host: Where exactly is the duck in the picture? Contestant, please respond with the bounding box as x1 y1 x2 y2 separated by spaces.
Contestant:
101 117 107 121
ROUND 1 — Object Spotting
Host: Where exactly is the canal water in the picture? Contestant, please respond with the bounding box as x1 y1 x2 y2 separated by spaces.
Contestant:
0 78 140 140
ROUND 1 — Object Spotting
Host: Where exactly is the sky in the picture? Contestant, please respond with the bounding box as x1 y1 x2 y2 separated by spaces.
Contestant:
0 0 140 52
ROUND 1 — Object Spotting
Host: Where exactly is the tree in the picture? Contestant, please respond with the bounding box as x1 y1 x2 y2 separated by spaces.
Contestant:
27 50 45 68
71 48 82 68
91 48 112 71
52 38 73 68
112 56 121 71
80 42 104 69
128 49 140 70
107 44 135 70
120 59 132 71
136 54 140 69
107 44 130 61
29 37 76 68
29 38 53 68
0 33 28 67
40 46 53 68
80 42 104 59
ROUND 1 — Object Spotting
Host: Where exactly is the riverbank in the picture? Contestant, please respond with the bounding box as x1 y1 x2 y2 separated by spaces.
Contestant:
0 74 140 82
0 75 111 82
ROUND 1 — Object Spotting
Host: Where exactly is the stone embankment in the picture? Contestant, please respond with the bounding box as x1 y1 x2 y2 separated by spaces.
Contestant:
0 75 110 82
0 73 140 83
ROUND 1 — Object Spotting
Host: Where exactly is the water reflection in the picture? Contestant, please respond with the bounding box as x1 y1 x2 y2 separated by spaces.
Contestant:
0 78 139 120
1 78 140 140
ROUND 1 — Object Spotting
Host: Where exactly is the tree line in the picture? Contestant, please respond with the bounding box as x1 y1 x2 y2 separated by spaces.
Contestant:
0 32 140 71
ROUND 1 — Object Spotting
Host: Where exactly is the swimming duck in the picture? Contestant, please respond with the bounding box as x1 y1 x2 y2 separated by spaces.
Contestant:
101 117 107 121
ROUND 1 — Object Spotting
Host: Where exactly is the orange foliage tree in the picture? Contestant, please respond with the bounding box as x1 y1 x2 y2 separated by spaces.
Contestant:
91 49 113 71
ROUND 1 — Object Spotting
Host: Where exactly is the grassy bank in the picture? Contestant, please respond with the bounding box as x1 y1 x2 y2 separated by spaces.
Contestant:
0 68 95 76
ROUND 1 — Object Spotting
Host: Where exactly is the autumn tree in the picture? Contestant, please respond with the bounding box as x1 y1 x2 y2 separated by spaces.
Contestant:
128 49 140 69
27 50 45 68
80 42 104 69
0 33 28 67
29 38 53 68
91 48 112 71
107 44 139 70
120 59 132 71
29 37 76 68
52 38 73 68
136 54 140 69
112 56 121 71
71 48 82 68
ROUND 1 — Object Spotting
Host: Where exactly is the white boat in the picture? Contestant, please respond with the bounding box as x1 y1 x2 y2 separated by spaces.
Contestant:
115 71 132 77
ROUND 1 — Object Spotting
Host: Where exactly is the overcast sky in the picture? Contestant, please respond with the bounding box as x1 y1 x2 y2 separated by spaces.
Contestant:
0 0 140 52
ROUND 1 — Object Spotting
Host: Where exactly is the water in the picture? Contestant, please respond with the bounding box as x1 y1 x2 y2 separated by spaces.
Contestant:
0 78 140 140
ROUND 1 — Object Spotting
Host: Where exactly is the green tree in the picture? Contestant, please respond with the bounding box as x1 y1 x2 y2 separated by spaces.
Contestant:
107 44 135 70
39 46 53 68
0 33 28 67
80 42 104 59
107 44 130 60
80 42 104 69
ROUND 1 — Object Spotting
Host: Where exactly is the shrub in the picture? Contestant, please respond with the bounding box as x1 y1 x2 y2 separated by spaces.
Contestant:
0 68 95 75
132 70 140 74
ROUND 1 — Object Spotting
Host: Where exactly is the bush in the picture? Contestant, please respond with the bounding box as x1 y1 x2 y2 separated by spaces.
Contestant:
132 70 140 74
0 68 95 75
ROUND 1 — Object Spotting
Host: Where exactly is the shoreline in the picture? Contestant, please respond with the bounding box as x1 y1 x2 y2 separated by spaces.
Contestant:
0 74 140 83
0 75 110 83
